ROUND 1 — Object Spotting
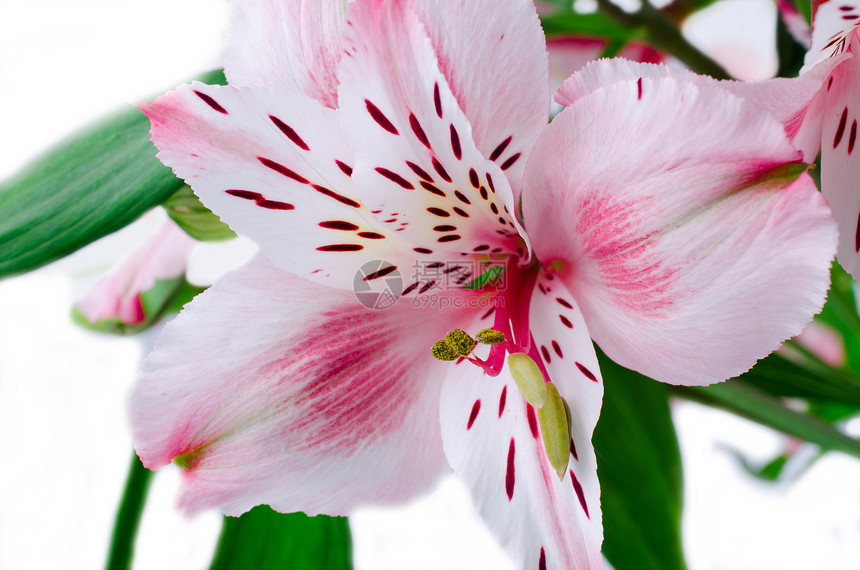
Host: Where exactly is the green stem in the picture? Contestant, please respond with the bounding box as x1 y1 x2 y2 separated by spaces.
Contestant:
104 452 155 570
596 0 732 79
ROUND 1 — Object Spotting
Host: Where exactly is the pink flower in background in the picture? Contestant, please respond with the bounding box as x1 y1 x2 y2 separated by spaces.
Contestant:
131 0 837 568
76 219 194 325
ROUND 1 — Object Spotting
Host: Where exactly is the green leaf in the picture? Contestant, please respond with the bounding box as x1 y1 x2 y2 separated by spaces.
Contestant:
164 185 236 241
460 265 504 290
0 69 226 280
672 381 860 461
594 348 688 570
209 507 352 570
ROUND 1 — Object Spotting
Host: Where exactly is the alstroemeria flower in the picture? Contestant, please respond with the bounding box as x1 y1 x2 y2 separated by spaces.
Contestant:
131 0 837 568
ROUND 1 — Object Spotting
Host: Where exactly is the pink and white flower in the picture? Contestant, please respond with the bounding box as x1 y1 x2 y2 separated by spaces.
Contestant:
131 0 837 568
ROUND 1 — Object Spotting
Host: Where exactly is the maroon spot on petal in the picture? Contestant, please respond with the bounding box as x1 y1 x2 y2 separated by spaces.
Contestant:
358 232 385 239
576 362 597 382
453 207 470 218
419 280 436 293
443 265 462 274
855 210 860 252
313 185 361 208
365 99 398 134
557 297 573 309
427 207 450 217
258 157 309 184
410 113 431 148
841 5 855 10
570 470 590 518
844 13 860 18
468 168 480 188
552 340 563 359
539 548 547 570
526 404 539 438
402 282 420 295
384 218 398 223
364 265 398 281
375 167 414 189
849 120 857 155
194 90 228 114
480 186 489 200
473 244 490 252
486 173 496 193
541 345 551 364
317 243 364 252
828 76 834 91
225 189 263 200
432 157 452 182
637 77 643 100
570 437 578 460
433 83 443 118
450 124 462 159
335 160 353 176
490 203 499 215
491 247 503 253
438 234 462 242
454 190 471 205
467 399 481 430
406 161 434 182
421 181 446 197
834 107 848 148
433 225 457 232
414 247 433 254
319 220 359 231
505 438 516 500
546 274 555 280
269 115 309 150
482 306 496 319
500 152 521 171
258 200 294 210
559 315 573 328
499 385 507 417
490 136 512 161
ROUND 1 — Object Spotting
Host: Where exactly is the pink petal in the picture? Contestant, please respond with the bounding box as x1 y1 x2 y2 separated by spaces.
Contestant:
131 255 483 515
224 0 349 107
142 82 421 291
777 0 811 47
440 295 605 570
76 219 194 324
524 76 837 385
556 58 843 161
412 0 549 191
803 0 860 71
819 36 860 278
336 0 526 259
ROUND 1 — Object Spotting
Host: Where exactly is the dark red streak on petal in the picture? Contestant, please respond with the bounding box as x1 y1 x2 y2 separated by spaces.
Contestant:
433 225 457 232
498 386 507 417
489 136 512 161
406 161 434 182
335 160 353 176
849 120 857 155
539 548 547 570
365 100 399 134
410 113 431 148
541 345 551 364
480 187 489 200
855 210 860 252
453 207 469 218
402 282 420 295
225 189 262 201
258 157 309 184
637 77 643 100
834 107 848 148
570 469 590 518
557 297 573 309
414 247 433 254
526 404 539 438
454 191 471 205
552 340 563 359
194 90 228 114
364 265 398 281
421 181 446 197
467 399 481 430
358 232 385 239
269 115 309 150
433 83 443 118
427 207 450 217
317 244 363 252
437 234 461 242
469 168 480 188
576 362 597 382
486 173 496 193
559 315 573 328
432 157 452 182
319 220 359 231
257 200 294 210
375 167 414 189
450 125 462 159
419 280 436 293
313 185 361 208
500 153 521 171
505 438 516 500
570 437 578 460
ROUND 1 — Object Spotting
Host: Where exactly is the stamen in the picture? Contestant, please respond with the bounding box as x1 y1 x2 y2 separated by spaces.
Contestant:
431 340 460 361
508 353 548 409
476 328 506 344
537 382 571 481
446 329 477 356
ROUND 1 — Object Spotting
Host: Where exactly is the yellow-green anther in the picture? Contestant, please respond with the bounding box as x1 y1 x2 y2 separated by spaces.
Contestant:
538 382 571 481
446 329 476 356
476 328 506 344
508 353 548 409
431 340 459 361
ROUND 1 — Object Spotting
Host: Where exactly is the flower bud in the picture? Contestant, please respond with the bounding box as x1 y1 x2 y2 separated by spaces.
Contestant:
508 353 548 409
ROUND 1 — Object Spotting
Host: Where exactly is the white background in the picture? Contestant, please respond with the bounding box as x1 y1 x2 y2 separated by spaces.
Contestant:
1 1 859 569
